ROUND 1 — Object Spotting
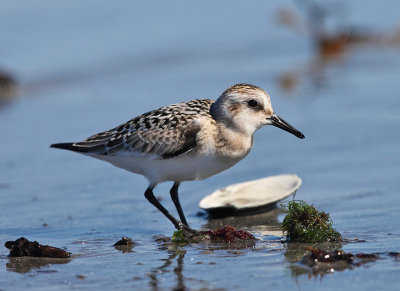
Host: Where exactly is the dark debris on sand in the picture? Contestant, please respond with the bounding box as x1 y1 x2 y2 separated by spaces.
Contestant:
113 237 135 246
113 237 135 253
5 237 70 258
298 246 379 277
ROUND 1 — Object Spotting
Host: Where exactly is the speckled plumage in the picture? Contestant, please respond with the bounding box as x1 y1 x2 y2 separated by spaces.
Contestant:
51 83 305 231
72 98 213 159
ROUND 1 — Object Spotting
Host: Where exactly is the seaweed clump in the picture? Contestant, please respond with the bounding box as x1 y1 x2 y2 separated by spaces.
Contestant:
203 226 255 243
281 200 342 242
172 226 255 244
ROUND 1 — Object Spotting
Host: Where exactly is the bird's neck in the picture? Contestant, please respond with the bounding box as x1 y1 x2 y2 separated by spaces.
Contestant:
213 123 254 160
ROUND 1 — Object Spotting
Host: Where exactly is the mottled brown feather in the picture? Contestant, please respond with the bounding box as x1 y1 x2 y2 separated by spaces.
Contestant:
71 99 214 159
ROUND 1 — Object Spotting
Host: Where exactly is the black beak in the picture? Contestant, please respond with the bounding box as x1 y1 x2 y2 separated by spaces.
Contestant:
268 113 305 139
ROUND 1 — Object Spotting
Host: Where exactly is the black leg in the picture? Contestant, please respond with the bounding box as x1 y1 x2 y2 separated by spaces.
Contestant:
170 182 189 227
144 185 182 230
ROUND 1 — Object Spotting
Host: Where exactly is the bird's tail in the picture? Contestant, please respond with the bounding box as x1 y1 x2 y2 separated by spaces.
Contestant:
50 142 90 153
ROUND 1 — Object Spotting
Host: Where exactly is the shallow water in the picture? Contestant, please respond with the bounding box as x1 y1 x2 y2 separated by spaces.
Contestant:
1 1 400 290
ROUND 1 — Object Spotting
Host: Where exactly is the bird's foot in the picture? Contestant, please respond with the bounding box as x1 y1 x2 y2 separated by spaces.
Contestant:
178 222 198 236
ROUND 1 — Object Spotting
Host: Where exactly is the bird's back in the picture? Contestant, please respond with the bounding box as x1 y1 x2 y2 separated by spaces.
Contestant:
51 99 214 160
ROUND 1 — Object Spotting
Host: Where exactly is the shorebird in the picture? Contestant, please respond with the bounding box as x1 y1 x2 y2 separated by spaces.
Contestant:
51 84 304 232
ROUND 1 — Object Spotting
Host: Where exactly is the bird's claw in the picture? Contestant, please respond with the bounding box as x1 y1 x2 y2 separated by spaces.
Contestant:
178 222 198 236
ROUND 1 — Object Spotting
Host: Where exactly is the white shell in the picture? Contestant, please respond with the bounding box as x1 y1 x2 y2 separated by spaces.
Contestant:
199 174 302 215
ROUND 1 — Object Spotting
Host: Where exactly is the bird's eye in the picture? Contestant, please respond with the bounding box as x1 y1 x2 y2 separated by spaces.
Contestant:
247 99 258 108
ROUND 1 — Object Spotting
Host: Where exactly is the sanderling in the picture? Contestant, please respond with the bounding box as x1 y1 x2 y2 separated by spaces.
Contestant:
51 83 304 232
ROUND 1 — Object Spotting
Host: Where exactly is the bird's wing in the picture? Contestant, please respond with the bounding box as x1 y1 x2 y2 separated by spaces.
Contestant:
63 99 214 159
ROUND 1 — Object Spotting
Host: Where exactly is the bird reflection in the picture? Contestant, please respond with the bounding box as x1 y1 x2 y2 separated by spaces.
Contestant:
146 249 186 291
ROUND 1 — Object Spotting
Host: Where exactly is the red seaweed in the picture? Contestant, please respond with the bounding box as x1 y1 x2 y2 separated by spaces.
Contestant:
202 226 255 243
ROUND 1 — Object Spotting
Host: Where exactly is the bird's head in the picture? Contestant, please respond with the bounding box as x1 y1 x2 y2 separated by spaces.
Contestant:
211 83 305 139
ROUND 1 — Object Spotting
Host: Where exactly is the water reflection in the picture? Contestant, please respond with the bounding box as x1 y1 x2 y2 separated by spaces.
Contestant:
114 244 135 253
147 249 186 291
6 256 71 274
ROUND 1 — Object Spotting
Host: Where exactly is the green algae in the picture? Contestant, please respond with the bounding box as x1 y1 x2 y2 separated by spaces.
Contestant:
281 200 342 243
171 230 189 244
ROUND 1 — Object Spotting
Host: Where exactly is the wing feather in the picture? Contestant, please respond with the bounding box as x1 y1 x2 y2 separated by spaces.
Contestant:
54 99 213 159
